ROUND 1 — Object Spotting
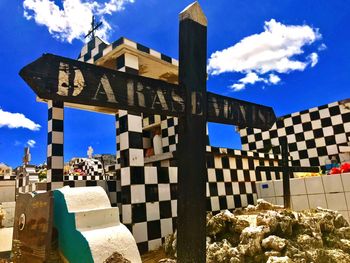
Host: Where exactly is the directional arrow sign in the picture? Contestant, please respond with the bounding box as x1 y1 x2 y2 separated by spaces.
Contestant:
20 53 276 129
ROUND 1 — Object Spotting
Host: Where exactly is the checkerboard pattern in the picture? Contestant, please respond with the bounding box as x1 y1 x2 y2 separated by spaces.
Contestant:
77 36 108 63
161 117 178 153
65 158 104 179
121 147 281 253
78 37 178 67
239 100 350 167
47 101 64 186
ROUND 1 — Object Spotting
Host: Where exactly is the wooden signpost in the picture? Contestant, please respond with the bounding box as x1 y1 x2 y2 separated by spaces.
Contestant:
19 2 276 262
256 137 319 208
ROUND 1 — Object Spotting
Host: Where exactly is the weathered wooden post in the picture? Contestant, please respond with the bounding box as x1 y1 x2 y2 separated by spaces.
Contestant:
177 2 208 262
281 137 291 209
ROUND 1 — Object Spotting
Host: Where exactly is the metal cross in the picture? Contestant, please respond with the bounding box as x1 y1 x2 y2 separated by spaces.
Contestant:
84 16 103 40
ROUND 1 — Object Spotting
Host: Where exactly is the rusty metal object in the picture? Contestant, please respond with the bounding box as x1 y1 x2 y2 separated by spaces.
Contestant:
12 192 53 263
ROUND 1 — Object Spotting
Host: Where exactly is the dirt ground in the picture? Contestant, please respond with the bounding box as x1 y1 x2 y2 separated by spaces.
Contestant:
141 248 167 263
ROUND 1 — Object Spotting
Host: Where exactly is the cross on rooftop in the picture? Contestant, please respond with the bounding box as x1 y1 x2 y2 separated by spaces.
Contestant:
84 16 103 40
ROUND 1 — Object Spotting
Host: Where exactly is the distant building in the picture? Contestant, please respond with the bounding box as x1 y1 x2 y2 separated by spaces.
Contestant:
0 163 12 177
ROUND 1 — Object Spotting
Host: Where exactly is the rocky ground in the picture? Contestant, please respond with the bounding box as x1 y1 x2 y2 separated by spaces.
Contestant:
160 200 350 263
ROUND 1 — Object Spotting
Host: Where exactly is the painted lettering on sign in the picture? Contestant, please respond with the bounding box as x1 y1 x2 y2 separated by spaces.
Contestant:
20 53 275 129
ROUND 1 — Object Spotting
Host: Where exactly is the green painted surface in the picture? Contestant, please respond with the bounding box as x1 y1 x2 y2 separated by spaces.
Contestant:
53 190 93 263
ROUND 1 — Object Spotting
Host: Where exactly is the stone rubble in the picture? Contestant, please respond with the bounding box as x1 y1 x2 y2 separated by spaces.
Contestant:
160 199 350 263
0 204 4 228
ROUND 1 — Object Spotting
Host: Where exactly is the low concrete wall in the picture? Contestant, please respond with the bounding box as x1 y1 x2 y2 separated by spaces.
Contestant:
256 173 350 221
0 181 15 203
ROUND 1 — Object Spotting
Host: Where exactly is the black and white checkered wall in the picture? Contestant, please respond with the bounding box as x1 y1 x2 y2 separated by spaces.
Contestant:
47 100 65 190
239 99 350 167
118 145 281 253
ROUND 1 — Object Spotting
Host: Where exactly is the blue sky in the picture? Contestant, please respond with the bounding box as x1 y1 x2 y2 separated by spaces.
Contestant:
0 0 349 167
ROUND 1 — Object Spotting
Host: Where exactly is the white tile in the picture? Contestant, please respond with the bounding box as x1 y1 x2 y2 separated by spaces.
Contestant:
145 167 157 184
232 182 240 195
129 149 144 166
146 202 160 221
207 169 216 182
211 197 220 211
322 175 344 193
160 218 173 237
158 184 171 201
276 197 284 206
223 169 231 182
258 181 275 198
273 180 284 197
130 185 146 203
122 205 132 224
171 200 177 217
127 114 142 132
217 182 226 196
226 196 234 209
308 194 327 209
305 176 324 194
121 168 130 186
290 178 307 195
291 195 309 211
241 195 248 207
148 239 162 251
326 193 347 211
133 222 148 242
341 174 350 191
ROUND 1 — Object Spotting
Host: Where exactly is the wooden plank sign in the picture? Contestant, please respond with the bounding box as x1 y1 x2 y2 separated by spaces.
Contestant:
12 192 54 263
20 56 276 129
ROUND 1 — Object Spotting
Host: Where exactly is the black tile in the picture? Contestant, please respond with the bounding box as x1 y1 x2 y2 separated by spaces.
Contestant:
129 132 143 149
51 143 63 156
302 122 313 131
292 115 302 125
218 196 227 210
295 133 305 142
159 201 172 218
230 170 238 182
269 130 278 138
136 242 148 255
333 124 345 134
325 136 336 146
137 43 150 53
286 126 294 135
329 106 341 116
161 54 172 63
299 150 308 159
313 128 324 138
306 139 316 149
52 120 63 132
170 183 177 199
317 147 327 156
321 117 332 127
206 155 215 168
225 182 233 195
234 195 242 208
130 167 145 184
310 111 320 120
238 182 246 194
289 143 298 152
145 184 159 202
342 112 350 123
216 169 224 181
222 156 229 168
209 183 218 196
121 186 131 204
147 220 161 240
157 167 170 183
247 194 254 205
132 203 147 223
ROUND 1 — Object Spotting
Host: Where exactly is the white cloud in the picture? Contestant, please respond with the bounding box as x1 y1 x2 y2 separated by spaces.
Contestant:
308 52 318 67
208 19 324 91
23 0 134 43
0 109 41 131
230 72 281 91
27 140 36 148
269 73 281 84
